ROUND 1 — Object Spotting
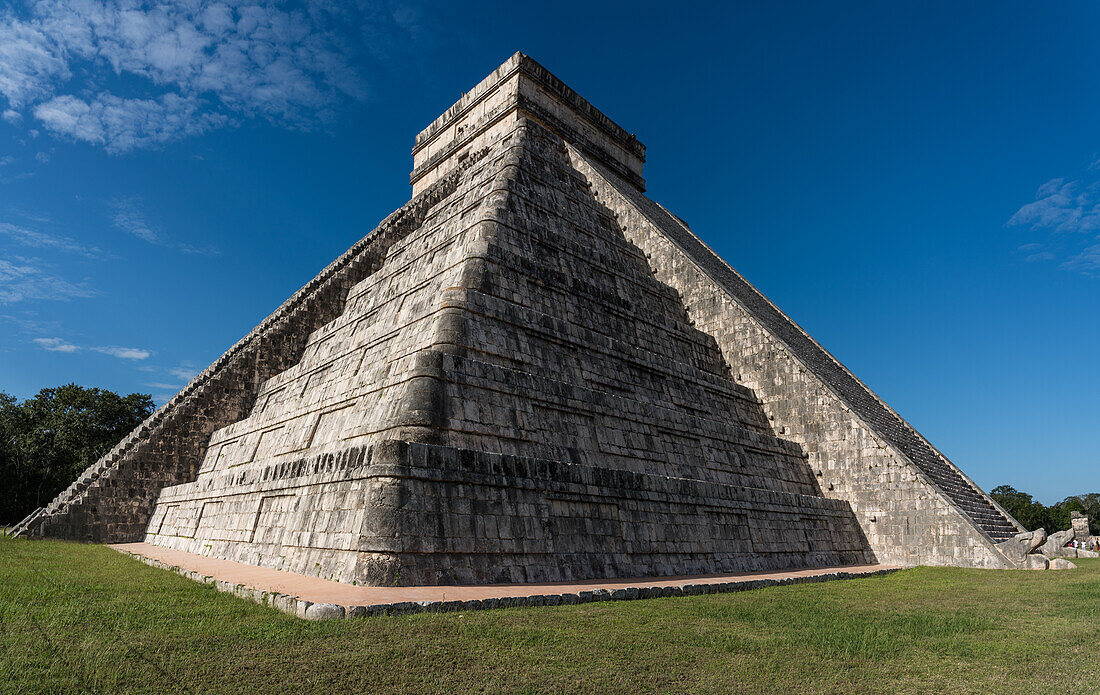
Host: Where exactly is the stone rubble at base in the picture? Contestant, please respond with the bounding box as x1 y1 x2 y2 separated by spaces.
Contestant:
996 527 1093 568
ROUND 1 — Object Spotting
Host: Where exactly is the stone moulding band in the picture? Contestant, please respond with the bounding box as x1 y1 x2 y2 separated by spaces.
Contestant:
412 53 644 161
410 52 646 192
154 440 857 516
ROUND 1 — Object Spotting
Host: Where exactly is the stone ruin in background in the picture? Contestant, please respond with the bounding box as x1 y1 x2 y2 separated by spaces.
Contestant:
993 512 1097 571
12 53 1041 584
1071 511 1092 542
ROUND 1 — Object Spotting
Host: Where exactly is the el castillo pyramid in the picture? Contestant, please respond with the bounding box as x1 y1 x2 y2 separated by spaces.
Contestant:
12 53 1026 582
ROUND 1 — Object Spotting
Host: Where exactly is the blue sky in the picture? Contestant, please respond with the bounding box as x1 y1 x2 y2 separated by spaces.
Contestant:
0 1 1097 504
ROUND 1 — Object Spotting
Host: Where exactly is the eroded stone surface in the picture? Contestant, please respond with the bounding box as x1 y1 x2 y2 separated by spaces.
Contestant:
1039 530 1077 558
16 52 1021 580
1071 512 1090 542
304 603 345 620
1025 554 1050 570
996 536 1035 565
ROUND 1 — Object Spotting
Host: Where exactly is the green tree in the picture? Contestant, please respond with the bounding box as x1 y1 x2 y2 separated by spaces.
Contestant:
0 384 154 526
990 485 1049 531
990 485 1100 535
1050 494 1100 535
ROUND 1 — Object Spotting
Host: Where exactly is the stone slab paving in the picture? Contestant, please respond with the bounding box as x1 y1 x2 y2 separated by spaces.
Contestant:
111 542 898 620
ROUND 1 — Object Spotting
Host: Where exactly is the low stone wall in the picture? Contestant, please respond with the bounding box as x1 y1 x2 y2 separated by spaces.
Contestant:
111 544 898 621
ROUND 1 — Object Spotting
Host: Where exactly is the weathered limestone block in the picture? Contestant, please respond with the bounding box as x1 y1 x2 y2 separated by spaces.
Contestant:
304 603 345 620
1071 512 1090 542
1049 558 1077 570
996 536 1036 565
1025 554 1049 570
1039 529 1077 558
1013 528 1047 552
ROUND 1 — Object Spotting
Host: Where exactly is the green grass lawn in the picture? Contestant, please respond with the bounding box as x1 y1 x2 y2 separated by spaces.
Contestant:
1 537 1098 694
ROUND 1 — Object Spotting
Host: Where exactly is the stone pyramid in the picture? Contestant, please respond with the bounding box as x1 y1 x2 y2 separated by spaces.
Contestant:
14 53 1024 582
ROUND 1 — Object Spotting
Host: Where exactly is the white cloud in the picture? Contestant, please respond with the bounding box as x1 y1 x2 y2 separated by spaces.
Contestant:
109 195 217 254
30 335 153 359
0 13 68 108
1008 168 1100 276
33 336 78 352
1 311 64 334
1 109 21 124
0 256 95 302
0 171 34 184
35 92 227 153
34 151 49 163
0 0 367 152
168 364 197 381
1017 243 1055 263
1062 242 1100 275
111 195 162 243
0 220 101 257
93 345 151 360
144 381 181 390
1007 178 1100 236
0 156 14 166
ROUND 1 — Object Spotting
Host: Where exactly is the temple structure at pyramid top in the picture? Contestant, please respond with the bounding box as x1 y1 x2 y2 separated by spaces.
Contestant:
12 52 1025 582
410 52 646 195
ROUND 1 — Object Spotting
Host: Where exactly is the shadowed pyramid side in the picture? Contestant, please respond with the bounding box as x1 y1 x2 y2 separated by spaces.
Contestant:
144 115 876 585
565 145 1022 568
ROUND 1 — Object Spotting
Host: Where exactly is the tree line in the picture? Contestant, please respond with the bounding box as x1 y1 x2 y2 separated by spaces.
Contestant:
0 384 154 526
989 485 1099 536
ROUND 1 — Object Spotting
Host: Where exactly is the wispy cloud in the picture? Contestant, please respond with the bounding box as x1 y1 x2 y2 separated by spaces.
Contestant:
35 93 228 153
1 311 63 334
1016 243 1055 263
1007 178 1100 236
33 336 78 352
144 381 181 390
168 364 198 382
109 195 217 254
0 256 95 302
111 196 163 244
1062 242 1100 274
0 171 34 184
92 345 151 360
143 362 199 402
0 220 100 257
31 336 152 360
0 0 368 153
1008 164 1100 276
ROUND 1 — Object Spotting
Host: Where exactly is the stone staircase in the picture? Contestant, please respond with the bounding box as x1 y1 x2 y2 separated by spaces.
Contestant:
589 160 1019 543
7 507 44 537
9 156 483 542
